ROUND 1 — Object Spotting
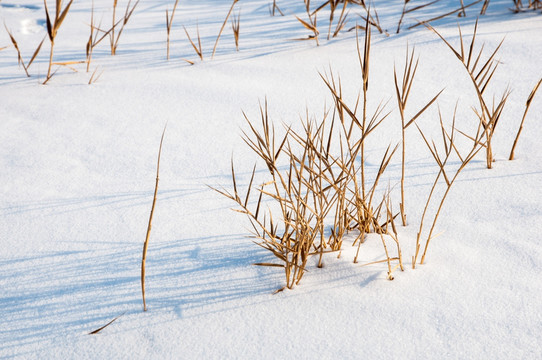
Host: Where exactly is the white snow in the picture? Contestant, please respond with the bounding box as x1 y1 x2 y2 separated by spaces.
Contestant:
1 0 541 359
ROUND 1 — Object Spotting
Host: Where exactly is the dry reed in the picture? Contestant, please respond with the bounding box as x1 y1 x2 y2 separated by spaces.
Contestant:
4 24 44 77
109 0 140 56
166 0 180 60
426 20 509 169
232 9 241 51
212 0 238 59
509 78 542 160
413 107 484 266
141 126 166 311
393 45 443 225
43 0 74 84
183 24 203 62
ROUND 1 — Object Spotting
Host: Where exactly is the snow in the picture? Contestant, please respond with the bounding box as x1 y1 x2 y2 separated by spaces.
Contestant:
1 0 541 358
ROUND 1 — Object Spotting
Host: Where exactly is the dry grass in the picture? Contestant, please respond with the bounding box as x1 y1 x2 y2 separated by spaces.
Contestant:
88 66 104 84
212 0 238 59
43 0 74 84
408 0 483 30
269 0 284 16
232 9 241 51
215 18 408 289
512 0 542 11
141 126 167 312
109 0 140 56
166 0 180 60
426 20 509 169
509 78 542 160
413 107 484 266
393 45 443 226
183 24 203 62
4 24 45 77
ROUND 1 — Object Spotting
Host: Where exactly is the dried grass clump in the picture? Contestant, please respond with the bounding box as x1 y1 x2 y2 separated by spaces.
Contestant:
215 21 405 289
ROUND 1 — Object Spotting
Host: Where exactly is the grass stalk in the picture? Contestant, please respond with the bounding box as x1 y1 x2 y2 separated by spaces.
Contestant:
166 0 180 60
212 0 238 59
509 78 542 160
43 0 74 84
141 126 167 312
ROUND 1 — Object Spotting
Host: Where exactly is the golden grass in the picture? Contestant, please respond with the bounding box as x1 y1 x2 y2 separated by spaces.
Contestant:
4 24 45 77
231 9 241 51
426 20 508 169
166 0 180 60
509 78 542 160
212 0 238 59
269 0 284 16
88 312 125 335
393 45 443 225
141 126 166 311
43 0 74 84
183 24 203 62
109 0 140 56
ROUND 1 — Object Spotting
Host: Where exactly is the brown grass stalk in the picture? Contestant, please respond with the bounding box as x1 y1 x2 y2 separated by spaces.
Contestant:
166 0 180 60
509 78 542 160
393 45 443 225
183 24 203 61
232 9 241 51
4 24 45 77
413 108 484 266
141 126 167 311
109 0 140 56
426 20 508 169
212 0 238 59
408 0 482 30
43 0 74 84
270 0 284 16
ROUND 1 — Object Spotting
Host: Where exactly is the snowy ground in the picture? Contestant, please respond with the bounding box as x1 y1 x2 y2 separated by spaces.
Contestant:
1 0 541 358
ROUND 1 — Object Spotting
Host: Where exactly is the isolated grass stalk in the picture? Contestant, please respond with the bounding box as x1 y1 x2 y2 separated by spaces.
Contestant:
4 24 45 77
43 0 74 84
270 0 284 16
393 45 443 225
231 9 240 51
183 24 203 61
212 0 238 59
88 66 103 84
110 0 140 56
166 0 180 60
509 78 542 160
141 126 166 312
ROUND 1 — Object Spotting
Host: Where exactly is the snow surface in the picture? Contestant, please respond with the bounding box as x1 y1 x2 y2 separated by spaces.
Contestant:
1 0 541 358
